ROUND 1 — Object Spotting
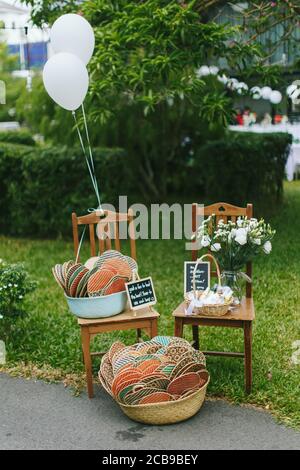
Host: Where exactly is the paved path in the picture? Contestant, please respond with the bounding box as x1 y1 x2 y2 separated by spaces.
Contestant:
0 373 299 450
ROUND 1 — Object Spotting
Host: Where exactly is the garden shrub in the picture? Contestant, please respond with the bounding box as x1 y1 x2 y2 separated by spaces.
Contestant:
0 132 291 238
0 259 37 319
0 130 35 146
193 131 292 211
0 144 127 237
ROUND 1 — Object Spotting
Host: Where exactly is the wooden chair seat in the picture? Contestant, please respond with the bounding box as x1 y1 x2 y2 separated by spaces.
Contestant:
173 297 255 323
78 307 159 327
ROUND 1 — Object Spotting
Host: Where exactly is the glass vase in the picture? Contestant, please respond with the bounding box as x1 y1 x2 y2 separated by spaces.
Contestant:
220 270 243 304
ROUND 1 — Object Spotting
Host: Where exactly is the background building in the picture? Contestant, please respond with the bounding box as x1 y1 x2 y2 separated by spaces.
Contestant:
0 0 49 70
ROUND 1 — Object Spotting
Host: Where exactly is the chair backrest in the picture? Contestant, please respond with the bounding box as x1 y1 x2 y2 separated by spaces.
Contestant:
191 202 253 298
72 209 136 262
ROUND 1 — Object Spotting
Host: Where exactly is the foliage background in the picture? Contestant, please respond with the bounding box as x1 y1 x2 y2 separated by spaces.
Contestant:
0 131 291 237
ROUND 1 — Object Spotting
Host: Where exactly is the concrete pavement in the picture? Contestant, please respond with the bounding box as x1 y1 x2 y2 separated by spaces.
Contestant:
0 373 299 450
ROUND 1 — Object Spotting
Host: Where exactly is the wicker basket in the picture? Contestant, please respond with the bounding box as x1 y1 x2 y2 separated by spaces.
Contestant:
117 378 209 425
98 370 113 397
185 254 230 317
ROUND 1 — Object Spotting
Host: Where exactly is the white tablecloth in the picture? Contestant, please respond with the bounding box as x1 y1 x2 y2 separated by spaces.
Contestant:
229 124 300 181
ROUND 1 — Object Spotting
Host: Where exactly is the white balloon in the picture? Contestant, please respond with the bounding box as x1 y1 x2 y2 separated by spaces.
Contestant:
261 86 272 100
269 90 282 105
197 65 210 77
43 52 89 111
250 86 261 100
50 14 95 65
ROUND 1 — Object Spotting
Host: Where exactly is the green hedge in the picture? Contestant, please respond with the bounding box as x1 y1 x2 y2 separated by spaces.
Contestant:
0 130 36 146
193 131 292 209
0 144 127 237
0 132 291 237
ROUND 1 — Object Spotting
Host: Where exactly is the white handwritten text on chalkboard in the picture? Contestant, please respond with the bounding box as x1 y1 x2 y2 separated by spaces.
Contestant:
184 262 210 294
126 277 157 310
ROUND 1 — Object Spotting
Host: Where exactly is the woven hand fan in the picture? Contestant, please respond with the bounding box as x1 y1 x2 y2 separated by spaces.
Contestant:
84 256 101 270
118 383 145 403
52 266 65 290
87 268 115 296
166 344 191 362
103 275 128 295
142 363 162 375
139 392 173 404
179 387 200 399
108 341 126 363
112 372 142 397
140 373 167 383
123 387 159 405
137 359 161 373
124 255 138 273
142 377 170 391
75 269 90 298
152 336 171 347
69 266 89 297
169 356 195 380
62 260 74 284
156 364 176 377
179 362 206 378
101 258 132 279
197 369 209 384
94 250 125 269
167 372 200 396
113 354 137 375
100 261 118 275
65 263 82 294
115 376 146 397
67 265 85 296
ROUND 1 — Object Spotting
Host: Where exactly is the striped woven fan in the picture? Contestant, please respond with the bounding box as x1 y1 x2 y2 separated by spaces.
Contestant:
87 268 115 296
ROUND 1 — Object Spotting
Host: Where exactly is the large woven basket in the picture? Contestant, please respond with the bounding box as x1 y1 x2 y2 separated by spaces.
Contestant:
117 378 209 425
98 370 113 397
185 254 230 317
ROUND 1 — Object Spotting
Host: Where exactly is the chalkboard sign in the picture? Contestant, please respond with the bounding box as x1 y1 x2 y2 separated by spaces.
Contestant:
184 262 210 294
126 277 157 310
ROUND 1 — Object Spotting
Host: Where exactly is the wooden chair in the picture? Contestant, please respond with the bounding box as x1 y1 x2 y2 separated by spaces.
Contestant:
72 209 159 398
172 202 255 394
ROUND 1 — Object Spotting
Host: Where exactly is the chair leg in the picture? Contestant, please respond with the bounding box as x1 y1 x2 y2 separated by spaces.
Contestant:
174 318 184 337
137 328 142 342
150 319 158 338
81 326 94 398
192 325 199 350
244 321 253 394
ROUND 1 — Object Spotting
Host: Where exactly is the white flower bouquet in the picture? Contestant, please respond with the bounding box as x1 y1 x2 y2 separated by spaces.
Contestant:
195 215 275 273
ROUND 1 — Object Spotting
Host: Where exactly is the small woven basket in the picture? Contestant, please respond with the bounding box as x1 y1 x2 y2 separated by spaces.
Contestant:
185 254 230 317
117 378 209 425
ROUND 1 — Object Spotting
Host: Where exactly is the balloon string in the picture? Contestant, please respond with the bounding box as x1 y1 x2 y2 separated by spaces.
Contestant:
81 104 102 210
82 104 95 173
72 111 99 204
75 225 87 264
72 111 102 210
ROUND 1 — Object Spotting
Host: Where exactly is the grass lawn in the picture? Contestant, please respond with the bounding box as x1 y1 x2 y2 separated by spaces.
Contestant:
1 182 300 429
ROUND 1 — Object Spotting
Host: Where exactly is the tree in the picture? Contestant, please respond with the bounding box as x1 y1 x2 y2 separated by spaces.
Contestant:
0 43 24 121
23 1 300 63
0 42 19 73
20 0 299 199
